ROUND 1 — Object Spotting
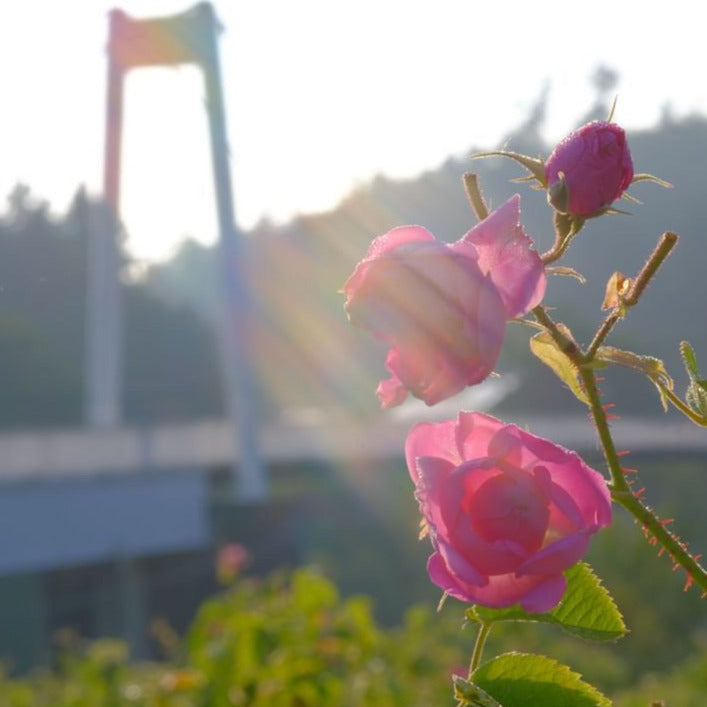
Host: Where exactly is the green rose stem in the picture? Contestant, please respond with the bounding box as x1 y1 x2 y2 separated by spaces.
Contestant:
468 621 492 677
580 365 707 594
533 297 707 594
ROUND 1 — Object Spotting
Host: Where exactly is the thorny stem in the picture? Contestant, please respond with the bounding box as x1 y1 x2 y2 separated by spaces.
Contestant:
586 232 679 358
585 311 622 362
533 302 707 595
624 232 679 306
579 365 630 493
468 622 492 677
581 366 707 595
532 306 582 359
612 486 707 594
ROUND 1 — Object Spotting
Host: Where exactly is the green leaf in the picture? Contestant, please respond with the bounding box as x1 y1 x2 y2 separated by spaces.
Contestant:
470 653 612 707
530 327 588 405
453 675 502 706
679 341 707 417
680 340 701 378
468 563 627 643
686 381 707 417
595 346 673 411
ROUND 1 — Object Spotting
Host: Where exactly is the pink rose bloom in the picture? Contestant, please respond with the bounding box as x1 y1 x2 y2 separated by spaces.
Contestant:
343 196 546 407
545 121 633 217
406 412 612 612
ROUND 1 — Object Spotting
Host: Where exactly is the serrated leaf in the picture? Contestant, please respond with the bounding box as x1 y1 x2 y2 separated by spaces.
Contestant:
468 563 626 642
679 342 707 416
471 653 611 707
530 327 588 405
686 381 707 417
453 676 502 706
546 266 586 284
595 346 673 411
680 340 700 378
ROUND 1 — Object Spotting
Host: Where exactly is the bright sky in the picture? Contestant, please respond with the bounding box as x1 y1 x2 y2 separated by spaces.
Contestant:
0 1 705 262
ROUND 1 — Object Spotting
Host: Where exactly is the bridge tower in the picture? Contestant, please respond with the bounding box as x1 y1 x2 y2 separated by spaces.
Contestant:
86 2 266 500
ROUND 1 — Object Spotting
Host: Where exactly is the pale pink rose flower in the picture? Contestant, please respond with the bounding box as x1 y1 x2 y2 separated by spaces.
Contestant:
343 196 545 407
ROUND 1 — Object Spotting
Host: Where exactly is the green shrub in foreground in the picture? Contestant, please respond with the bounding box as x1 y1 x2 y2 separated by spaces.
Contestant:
0 568 463 706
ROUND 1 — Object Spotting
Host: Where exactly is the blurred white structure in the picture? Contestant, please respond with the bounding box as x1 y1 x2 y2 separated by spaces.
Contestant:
86 2 266 499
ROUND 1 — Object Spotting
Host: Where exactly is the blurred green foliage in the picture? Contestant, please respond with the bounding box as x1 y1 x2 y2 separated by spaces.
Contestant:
0 563 703 706
0 568 466 706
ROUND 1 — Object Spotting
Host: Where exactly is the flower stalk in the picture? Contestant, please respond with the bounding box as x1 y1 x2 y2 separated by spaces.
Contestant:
468 622 492 677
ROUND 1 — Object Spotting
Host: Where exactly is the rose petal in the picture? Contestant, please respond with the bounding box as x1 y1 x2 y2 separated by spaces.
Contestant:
459 572 551 609
427 552 488 604
467 469 549 554
515 528 593 577
518 573 567 613
455 411 503 462
376 374 408 408
508 427 612 528
538 459 612 528
487 425 524 467
435 538 487 588
406 420 460 482
414 455 457 535
455 195 546 318
533 465 583 530
363 225 436 261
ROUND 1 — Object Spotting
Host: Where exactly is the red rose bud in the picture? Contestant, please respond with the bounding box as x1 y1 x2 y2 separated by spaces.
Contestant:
545 121 634 217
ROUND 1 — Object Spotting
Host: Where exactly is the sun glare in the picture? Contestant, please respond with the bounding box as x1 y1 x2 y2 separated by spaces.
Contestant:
120 65 218 262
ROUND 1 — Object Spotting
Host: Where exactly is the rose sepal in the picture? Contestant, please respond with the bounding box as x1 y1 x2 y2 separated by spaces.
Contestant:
471 150 547 187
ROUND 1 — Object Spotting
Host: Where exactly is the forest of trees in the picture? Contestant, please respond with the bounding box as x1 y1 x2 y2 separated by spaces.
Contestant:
2 95 707 429
0 185 223 428
1 85 707 704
